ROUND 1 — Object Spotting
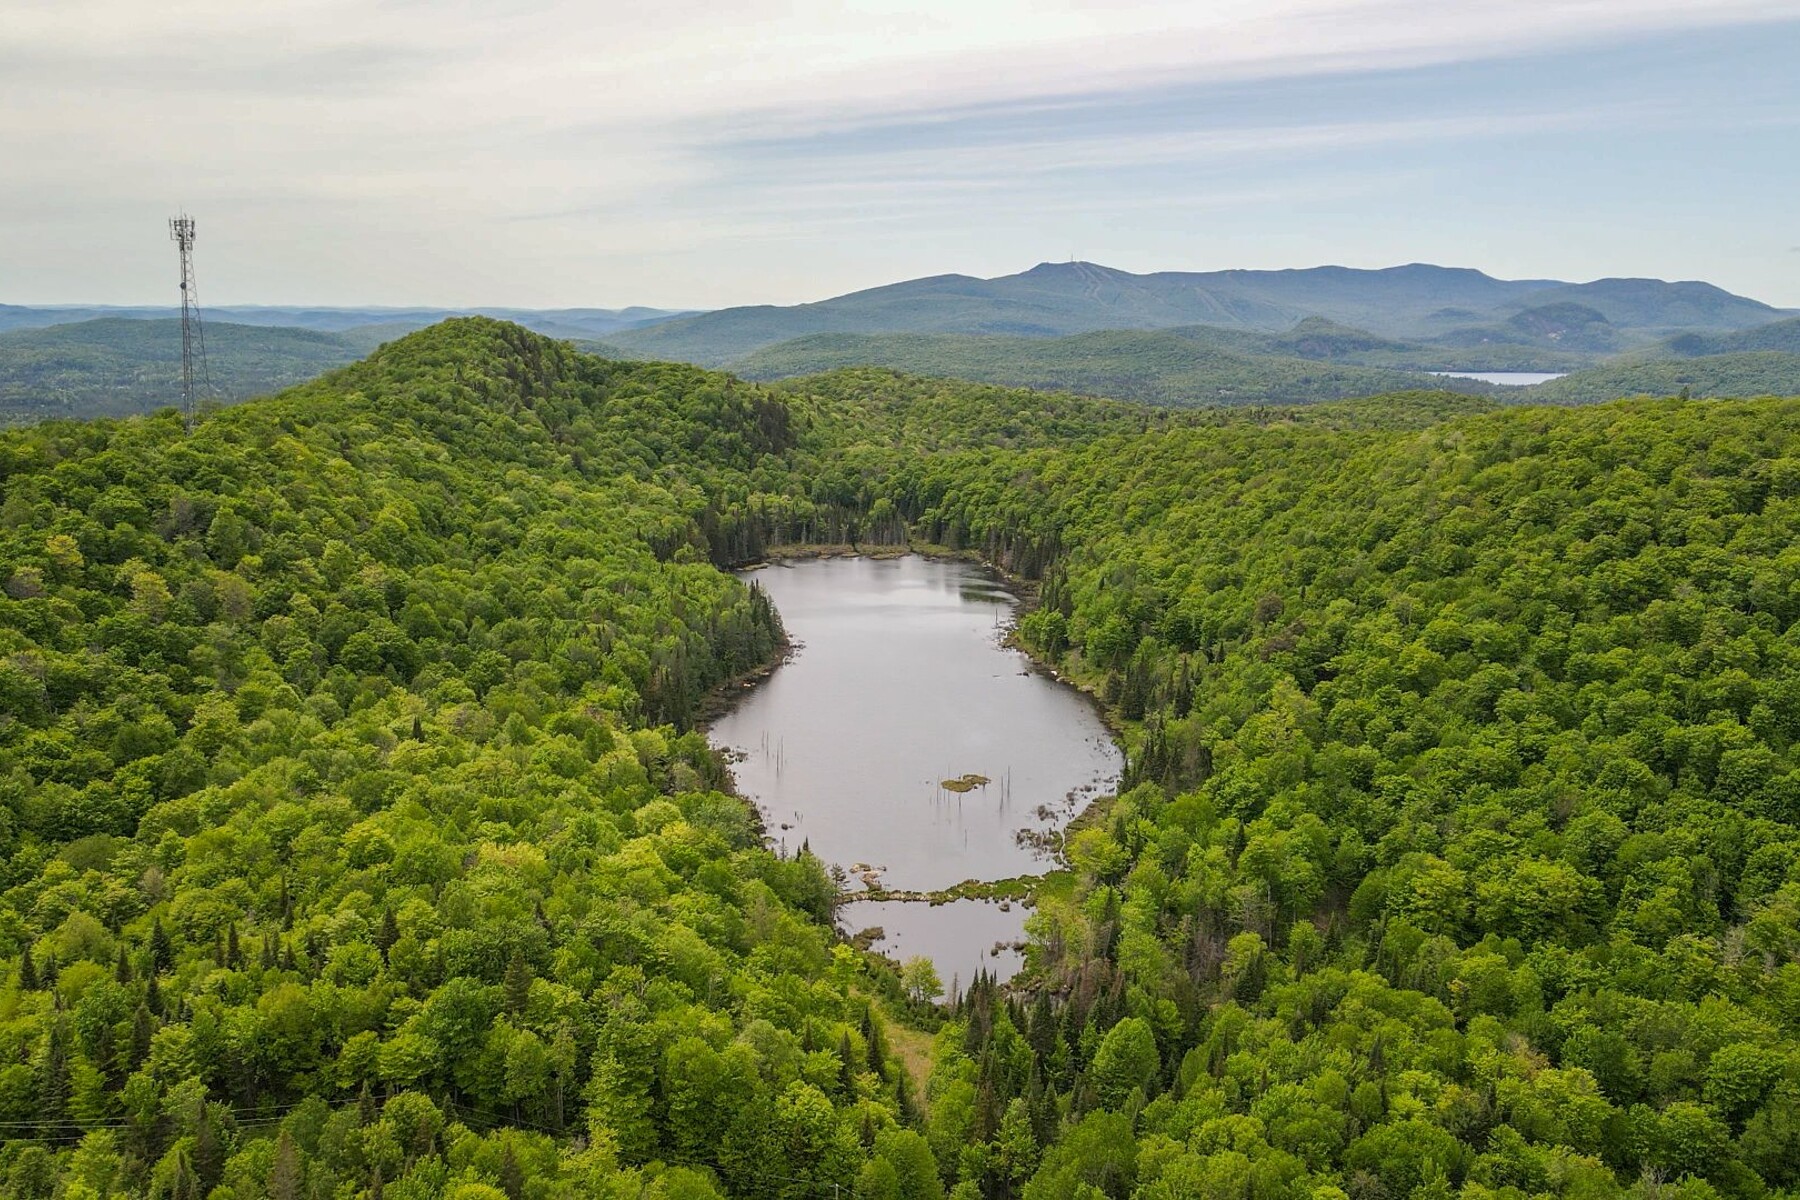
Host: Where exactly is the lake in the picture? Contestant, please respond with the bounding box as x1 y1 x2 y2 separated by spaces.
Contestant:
708 555 1121 985
844 898 1027 998
1429 370 1567 386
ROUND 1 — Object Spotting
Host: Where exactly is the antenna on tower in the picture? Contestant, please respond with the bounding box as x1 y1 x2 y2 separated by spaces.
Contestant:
168 214 207 431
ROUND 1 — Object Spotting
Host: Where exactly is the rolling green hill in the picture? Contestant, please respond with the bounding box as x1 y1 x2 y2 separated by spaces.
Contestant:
1523 350 1800 404
732 328 1494 407
1660 316 1800 357
0 318 395 423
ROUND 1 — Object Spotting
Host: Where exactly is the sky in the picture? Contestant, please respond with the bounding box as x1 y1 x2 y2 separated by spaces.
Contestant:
3 0 1799 310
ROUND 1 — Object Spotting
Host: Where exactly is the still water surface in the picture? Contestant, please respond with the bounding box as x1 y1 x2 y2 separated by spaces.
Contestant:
709 555 1120 984
1429 370 1567 386
845 899 1027 996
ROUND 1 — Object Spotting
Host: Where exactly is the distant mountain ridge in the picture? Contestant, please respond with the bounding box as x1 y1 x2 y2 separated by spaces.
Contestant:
0 303 691 340
723 326 1497 408
6 262 1796 423
607 261 1790 365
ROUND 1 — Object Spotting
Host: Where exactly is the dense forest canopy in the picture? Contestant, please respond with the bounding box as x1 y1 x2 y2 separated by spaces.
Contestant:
2 319 1799 1200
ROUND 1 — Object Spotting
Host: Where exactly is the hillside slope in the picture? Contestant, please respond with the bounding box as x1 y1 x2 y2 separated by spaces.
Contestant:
1660 316 1800 357
891 392 1800 1196
1523 350 1800 404
733 328 1493 407
0 320 904 1198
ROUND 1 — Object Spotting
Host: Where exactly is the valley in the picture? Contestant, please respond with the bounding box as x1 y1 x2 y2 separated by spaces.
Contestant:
3 318 1800 1196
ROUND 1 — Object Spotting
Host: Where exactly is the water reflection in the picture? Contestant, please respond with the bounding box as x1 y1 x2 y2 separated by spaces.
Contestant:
708 555 1121 981
842 898 1028 991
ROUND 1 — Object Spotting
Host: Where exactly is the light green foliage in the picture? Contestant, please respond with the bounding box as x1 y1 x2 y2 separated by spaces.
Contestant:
6 319 1800 1198
910 392 1800 1197
902 957 944 1005
1089 1019 1157 1108
0 321 906 1196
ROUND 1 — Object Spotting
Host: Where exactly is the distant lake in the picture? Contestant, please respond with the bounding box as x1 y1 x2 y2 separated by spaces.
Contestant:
709 555 1120 985
1430 370 1567 386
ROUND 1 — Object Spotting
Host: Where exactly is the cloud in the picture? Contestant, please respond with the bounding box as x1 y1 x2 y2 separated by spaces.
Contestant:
2 0 1799 304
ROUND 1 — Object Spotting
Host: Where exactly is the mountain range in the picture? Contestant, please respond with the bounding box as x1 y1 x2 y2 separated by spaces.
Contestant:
4 263 1797 422
0 303 689 340
602 261 1793 365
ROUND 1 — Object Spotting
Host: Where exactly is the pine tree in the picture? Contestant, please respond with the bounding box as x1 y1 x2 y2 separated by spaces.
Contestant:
838 1031 858 1096
129 1004 155 1072
504 950 531 1016
863 1008 887 1077
1028 991 1056 1063
146 972 164 1016
358 1081 378 1126
269 1130 302 1200
92 1021 117 1086
114 944 133 984
896 1075 921 1128
36 1017 70 1122
18 942 36 990
149 919 174 974
226 923 241 968
498 1142 525 1200
376 908 399 960
193 1107 224 1194
1084 1070 1113 1116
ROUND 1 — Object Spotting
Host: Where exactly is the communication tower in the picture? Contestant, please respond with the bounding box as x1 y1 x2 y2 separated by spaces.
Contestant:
169 215 204 431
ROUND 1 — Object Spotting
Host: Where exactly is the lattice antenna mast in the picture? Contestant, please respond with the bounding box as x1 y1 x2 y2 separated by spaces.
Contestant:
169 215 199 431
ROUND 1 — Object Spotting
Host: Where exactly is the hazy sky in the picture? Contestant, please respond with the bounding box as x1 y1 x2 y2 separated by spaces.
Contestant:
4 0 1799 309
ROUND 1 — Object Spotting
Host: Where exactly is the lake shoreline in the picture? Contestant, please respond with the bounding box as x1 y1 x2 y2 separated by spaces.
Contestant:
704 545 1127 920
734 538 1127 746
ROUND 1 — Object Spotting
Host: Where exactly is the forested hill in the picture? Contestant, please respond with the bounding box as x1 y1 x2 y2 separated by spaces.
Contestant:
0 320 390 425
0 319 910 1200
1524 351 1800 406
728 329 1494 408
4 319 1800 1198
896 392 1800 1200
